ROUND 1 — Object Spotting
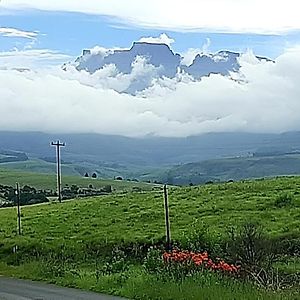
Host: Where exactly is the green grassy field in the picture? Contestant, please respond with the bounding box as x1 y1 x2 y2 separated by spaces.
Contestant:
1 177 299 244
0 159 80 176
0 167 156 192
0 175 299 299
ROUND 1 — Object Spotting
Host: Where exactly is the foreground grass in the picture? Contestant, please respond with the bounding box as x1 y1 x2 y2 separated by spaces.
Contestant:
0 176 299 299
0 262 296 300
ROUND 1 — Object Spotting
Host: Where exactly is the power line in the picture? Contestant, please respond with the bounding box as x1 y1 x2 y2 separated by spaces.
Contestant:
51 140 65 203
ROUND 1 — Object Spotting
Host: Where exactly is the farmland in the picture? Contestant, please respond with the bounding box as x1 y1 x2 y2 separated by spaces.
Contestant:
0 167 156 192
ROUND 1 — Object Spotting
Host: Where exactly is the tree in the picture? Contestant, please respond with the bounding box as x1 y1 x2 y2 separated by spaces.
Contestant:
102 185 112 193
71 184 79 194
84 172 89 177
92 172 97 178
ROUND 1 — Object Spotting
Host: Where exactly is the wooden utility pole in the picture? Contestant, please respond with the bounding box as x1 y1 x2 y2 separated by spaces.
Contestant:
51 140 65 202
15 182 21 235
163 185 171 251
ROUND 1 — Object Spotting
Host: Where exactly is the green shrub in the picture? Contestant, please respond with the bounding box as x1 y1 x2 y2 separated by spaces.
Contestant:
143 247 163 274
225 222 275 269
274 193 294 208
96 247 129 279
179 220 220 256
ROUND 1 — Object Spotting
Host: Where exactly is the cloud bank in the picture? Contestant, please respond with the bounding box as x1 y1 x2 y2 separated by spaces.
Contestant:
1 47 300 137
2 0 300 34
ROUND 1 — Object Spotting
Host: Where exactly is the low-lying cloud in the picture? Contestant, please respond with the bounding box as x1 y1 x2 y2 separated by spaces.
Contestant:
1 47 300 137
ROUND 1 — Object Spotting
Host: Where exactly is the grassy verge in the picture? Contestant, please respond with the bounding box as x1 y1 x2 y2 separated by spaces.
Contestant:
0 262 297 300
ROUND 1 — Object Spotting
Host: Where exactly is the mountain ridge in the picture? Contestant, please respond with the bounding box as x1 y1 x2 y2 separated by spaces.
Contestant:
65 41 272 94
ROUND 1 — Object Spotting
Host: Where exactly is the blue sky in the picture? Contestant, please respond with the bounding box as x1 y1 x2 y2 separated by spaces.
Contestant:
1 6 300 62
1 1 300 136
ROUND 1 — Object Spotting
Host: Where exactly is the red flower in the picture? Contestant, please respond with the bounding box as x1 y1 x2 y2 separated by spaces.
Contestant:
162 250 239 273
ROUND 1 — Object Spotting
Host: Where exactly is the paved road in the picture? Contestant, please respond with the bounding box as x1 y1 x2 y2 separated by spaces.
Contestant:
0 277 126 300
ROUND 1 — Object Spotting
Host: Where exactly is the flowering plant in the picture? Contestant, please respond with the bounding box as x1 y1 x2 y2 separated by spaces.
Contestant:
163 250 240 273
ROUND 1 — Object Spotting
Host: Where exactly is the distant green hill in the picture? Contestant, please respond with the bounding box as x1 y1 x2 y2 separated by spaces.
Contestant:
0 158 162 182
3 154 300 187
2 131 300 185
1 131 300 167
157 154 300 185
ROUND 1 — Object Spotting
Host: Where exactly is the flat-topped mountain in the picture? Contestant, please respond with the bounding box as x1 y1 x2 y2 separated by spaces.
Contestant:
182 51 240 77
75 42 181 77
66 41 271 94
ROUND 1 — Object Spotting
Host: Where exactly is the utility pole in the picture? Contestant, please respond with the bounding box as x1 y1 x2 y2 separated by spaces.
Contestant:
15 182 21 235
163 185 171 251
51 140 65 203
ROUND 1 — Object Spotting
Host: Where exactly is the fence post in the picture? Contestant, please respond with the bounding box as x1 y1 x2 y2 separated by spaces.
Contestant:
16 182 21 235
163 185 171 251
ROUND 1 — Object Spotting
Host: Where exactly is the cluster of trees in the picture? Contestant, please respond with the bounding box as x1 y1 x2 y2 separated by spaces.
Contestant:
0 184 49 207
61 184 112 200
0 182 114 206
84 172 97 178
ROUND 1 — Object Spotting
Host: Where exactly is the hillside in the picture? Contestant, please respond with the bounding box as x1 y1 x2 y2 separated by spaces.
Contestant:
159 154 300 185
2 131 300 182
0 176 299 299
0 176 299 241
0 168 156 192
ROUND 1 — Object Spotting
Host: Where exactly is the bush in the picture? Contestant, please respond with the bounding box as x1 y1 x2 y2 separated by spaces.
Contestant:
143 247 164 274
273 234 300 256
225 222 275 269
223 223 295 290
102 185 112 193
179 221 219 255
274 193 294 208
95 247 129 280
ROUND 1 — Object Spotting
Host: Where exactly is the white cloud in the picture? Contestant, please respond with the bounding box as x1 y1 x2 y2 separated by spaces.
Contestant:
64 56 162 93
181 49 202 66
2 0 300 34
0 47 300 137
0 27 38 39
0 49 72 69
89 46 112 57
138 34 174 47
181 38 211 66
